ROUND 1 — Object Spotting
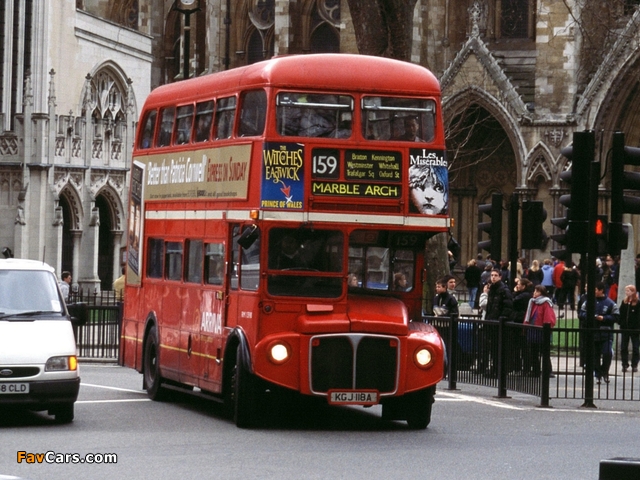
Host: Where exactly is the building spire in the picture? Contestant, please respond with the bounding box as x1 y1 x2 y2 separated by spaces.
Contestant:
48 69 56 110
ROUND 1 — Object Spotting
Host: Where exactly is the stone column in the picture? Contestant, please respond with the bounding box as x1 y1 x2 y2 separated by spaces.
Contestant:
71 229 82 292
112 230 124 285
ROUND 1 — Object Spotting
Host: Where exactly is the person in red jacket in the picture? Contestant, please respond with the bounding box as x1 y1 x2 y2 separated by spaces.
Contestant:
552 260 565 307
523 285 557 376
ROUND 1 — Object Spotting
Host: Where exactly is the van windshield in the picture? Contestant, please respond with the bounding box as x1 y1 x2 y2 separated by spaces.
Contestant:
0 270 64 316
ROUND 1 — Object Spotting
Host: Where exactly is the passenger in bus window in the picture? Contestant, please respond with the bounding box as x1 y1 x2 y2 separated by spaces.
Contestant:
394 272 409 291
348 273 359 287
195 114 212 142
396 116 423 142
408 164 448 215
299 109 333 137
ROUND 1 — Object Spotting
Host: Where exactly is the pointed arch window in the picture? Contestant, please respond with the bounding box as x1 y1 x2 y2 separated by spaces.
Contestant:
89 70 127 140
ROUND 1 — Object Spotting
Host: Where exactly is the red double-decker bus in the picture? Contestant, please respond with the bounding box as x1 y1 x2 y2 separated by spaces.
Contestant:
121 54 449 428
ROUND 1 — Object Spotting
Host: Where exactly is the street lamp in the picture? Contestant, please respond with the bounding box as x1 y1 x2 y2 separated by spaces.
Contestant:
175 0 200 80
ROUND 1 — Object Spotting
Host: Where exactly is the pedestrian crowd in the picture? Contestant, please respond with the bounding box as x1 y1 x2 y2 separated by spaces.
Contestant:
435 252 640 381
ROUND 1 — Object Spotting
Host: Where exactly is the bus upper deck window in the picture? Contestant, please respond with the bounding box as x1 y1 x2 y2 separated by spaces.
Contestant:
239 90 267 137
194 100 214 142
139 110 157 149
362 97 435 143
215 96 236 140
276 92 353 138
156 107 175 147
174 105 194 145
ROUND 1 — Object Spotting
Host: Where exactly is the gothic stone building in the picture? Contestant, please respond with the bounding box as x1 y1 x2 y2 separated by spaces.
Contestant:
2 0 640 290
0 0 152 290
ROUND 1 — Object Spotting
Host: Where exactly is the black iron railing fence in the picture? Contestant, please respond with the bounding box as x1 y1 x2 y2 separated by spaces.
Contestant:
429 311 640 405
69 289 121 361
72 285 640 405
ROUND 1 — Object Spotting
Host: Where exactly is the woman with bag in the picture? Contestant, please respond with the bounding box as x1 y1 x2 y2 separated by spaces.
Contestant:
618 285 640 373
523 285 556 376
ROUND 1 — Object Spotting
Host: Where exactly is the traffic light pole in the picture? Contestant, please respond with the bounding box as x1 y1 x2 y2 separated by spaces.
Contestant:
582 143 599 409
508 194 519 290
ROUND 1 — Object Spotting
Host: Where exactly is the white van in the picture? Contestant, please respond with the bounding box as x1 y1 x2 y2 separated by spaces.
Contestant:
0 259 86 423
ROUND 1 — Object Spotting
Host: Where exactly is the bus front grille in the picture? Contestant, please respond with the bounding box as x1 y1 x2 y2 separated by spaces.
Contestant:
310 335 398 394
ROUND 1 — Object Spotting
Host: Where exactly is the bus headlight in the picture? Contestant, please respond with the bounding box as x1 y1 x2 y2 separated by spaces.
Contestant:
414 348 432 368
268 342 290 364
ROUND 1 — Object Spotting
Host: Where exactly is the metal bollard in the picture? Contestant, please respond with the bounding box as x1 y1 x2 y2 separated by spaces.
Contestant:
599 458 640 480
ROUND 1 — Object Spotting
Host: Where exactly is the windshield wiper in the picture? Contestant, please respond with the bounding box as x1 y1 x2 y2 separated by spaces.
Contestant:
0 310 61 319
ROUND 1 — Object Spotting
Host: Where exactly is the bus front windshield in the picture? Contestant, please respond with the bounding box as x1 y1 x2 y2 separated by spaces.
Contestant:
267 227 343 298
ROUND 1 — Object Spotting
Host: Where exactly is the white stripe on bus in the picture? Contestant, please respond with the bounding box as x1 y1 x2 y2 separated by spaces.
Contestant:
145 209 449 228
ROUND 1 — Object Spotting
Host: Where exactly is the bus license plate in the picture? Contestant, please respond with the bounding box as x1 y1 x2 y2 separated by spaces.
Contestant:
328 390 379 406
0 383 30 394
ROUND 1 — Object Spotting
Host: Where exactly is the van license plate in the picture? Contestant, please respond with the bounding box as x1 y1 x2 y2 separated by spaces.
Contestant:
0 383 29 394
328 390 378 405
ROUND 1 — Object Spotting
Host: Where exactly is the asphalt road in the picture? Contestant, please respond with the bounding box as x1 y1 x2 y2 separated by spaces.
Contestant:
1 363 639 480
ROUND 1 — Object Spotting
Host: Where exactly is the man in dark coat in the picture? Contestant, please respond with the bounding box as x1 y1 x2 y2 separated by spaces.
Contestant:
486 269 513 321
481 269 513 376
579 282 619 383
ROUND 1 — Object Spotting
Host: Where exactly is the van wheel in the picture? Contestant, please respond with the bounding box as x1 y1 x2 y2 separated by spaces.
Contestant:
144 326 166 401
53 403 74 424
405 386 435 429
231 348 260 428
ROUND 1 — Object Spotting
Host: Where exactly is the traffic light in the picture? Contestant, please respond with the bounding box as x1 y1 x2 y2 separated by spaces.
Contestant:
478 193 503 262
554 131 594 254
521 201 547 249
610 131 640 254
595 215 608 256
550 189 570 260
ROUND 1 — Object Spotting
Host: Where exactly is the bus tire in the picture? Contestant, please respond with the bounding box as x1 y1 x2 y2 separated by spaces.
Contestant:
52 403 74 424
405 386 435 430
144 326 166 401
232 348 260 428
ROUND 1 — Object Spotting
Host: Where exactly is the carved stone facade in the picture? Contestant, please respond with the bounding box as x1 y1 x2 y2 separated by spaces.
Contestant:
197 0 640 264
4 0 640 289
0 1 152 290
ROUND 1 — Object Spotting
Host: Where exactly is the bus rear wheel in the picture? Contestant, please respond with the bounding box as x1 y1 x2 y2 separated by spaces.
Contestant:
144 326 167 401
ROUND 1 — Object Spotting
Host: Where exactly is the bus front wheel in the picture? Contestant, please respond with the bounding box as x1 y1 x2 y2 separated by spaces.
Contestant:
231 348 260 428
405 386 435 429
143 326 166 401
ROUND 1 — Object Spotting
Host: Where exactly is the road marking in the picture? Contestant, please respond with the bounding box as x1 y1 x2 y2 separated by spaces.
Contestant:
81 382 147 394
437 391 526 410
76 398 151 404
437 391 624 414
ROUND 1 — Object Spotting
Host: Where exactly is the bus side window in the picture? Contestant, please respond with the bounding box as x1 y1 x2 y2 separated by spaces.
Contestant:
156 107 175 147
240 231 260 291
238 90 266 137
205 243 224 285
214 96 236 140
146 238 164 279
139 110 157 149
165 241 183 281
174 105 194 145
194 100 214 142
185 240 203 283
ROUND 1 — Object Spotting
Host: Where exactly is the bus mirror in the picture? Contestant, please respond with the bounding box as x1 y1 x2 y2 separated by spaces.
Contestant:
238 225 259 249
